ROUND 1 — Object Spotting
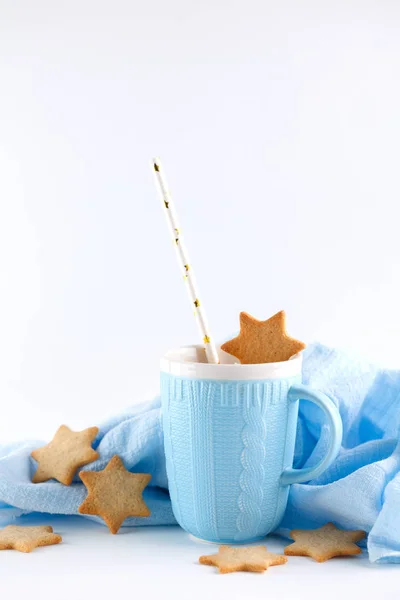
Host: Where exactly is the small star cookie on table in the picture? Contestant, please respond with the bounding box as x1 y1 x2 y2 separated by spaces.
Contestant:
221 310 306 364
199 545 287 574
284 523 366 562
78 455 151 534
0 525 62 553
31 425 99 485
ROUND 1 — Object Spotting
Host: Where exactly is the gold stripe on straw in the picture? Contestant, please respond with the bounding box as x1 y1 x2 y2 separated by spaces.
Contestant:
152 157 219 364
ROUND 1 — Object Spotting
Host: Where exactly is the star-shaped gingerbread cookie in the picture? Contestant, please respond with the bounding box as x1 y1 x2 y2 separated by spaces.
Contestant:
284 522 366 562
78 455 151 534
221 310 306 364
0 525 62 553
199 545 287 574
31 425 99 485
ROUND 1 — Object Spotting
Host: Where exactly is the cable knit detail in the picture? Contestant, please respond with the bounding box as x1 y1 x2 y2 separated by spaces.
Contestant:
235 394 266 540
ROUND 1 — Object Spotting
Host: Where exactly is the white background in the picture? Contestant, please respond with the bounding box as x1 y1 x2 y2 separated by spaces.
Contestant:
1 1 400 597
1 0 400 442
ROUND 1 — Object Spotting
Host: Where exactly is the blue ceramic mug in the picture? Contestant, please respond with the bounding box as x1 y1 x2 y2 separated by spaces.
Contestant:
160 345 342 544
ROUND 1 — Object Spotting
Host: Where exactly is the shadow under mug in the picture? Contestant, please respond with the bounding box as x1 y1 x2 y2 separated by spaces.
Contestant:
160 345 343 544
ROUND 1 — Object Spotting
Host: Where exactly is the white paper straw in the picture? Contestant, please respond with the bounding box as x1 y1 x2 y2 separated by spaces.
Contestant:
152 157 219 364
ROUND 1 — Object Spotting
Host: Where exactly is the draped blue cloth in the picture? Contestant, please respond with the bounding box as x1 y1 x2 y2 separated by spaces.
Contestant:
1 343 400 562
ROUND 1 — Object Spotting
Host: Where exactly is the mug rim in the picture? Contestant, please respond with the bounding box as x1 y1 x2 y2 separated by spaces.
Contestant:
160 344 303 381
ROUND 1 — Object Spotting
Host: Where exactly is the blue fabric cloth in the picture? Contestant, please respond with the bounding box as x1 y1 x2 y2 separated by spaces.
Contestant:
1 343 400 562
0 397 175 528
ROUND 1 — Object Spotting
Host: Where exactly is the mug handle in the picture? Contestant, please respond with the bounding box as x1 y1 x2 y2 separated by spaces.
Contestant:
280 384 343 486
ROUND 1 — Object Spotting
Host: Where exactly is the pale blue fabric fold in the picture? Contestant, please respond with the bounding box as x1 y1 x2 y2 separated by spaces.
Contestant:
0 397 175 528
1 343 400 562
278 343 400 563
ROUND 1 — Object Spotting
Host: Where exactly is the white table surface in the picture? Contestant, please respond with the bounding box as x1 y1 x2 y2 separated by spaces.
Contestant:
2 514 398 600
